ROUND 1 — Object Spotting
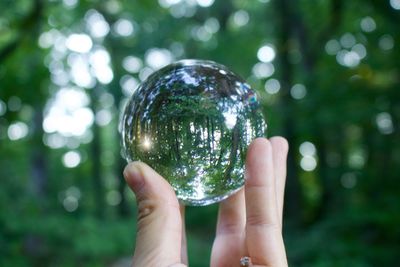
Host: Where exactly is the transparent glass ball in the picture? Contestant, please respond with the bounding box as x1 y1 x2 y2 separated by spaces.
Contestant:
121 60 266 206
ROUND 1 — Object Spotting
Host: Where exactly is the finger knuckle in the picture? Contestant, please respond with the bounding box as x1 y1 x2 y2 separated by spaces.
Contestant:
137 198 157 221
136 198 180 228
217 221 243 235
246 214 281 230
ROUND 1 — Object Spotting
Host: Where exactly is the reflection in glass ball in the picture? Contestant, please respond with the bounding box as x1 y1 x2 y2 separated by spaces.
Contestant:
121 60 266 206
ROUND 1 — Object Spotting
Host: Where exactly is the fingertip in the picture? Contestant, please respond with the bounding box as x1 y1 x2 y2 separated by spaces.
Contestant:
123 161 145 193
248 137 271 151
247 137 273 159
245 138 273 186
124 161 179 206
270 136 289 155
269 137 288 226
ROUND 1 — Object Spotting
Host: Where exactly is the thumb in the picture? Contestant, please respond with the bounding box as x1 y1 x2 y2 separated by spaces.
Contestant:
124 162 184 267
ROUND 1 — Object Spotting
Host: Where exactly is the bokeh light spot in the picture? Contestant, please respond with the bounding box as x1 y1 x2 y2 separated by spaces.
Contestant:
360 16 376 32
390 0 400 10
340 33 356 49
66 34 93 53
8 122 29 141
264 78 280 94
8 96 22 112
113 19 134 37
379 35 394 50
0 99 6 116
257 44 276 63
106 190 122 206
95 109 112 126
341 172 357 189
252 62 274 79
376 112 394 135
85 10 110 38
232 10 250 27
348 148 366 169
299 141 316 157
122 56 143 73
145 48 173 70
43 87 94 137
120 75 139 96
290 84 307 100
62 151 81 168
63 0 78 8
204 18 220 34
196 0 214 7
300 156 317 172
63 196 79 212
325 39 341 55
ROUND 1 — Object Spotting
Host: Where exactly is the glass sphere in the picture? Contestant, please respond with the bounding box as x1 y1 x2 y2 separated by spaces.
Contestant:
121 60 266 206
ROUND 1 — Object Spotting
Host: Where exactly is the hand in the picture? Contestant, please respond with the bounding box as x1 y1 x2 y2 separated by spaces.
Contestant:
123 137 288 267
211 137 288 267
123 162 187 267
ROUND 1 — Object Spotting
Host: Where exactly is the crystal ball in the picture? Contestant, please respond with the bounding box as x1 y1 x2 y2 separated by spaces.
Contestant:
121 59 266 206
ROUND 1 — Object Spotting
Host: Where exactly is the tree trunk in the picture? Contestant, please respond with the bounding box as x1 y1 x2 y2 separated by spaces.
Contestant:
90 87 105 218
30 104 48 206
273 0 302 223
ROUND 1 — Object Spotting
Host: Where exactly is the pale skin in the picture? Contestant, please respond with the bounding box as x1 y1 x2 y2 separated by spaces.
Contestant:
123 137 289 267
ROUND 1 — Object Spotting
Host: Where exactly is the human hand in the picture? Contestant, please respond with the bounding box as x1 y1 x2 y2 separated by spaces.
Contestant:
123 137 288 267
123 162 188 267
211 137 288 267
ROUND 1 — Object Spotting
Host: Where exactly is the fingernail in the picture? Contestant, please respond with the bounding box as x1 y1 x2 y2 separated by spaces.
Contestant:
123 162 145 192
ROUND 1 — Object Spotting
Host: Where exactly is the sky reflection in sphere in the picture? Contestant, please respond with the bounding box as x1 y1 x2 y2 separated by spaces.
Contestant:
121 60 266 205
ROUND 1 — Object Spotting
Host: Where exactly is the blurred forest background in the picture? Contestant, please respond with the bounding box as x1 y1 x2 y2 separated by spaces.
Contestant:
1 0 400 266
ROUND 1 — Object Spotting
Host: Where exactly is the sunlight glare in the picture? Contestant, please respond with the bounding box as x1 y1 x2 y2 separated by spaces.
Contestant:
142 136 152 150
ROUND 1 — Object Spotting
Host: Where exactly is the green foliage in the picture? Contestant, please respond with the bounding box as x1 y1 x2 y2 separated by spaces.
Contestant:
1 0 400 266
